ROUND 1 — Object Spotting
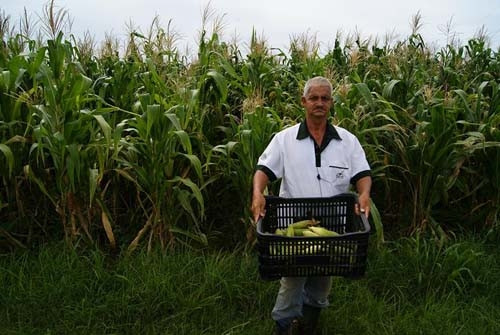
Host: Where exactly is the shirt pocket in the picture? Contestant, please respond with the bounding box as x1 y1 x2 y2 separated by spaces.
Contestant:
321 160 350 186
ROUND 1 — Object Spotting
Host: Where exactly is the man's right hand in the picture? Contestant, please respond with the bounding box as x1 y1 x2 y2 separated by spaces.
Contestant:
251 170 270 225
251 192 266 225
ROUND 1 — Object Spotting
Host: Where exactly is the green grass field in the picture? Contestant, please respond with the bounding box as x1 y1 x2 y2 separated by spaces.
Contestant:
1 235 499 334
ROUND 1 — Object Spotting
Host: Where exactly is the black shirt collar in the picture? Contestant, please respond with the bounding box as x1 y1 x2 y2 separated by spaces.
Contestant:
296 120 342 142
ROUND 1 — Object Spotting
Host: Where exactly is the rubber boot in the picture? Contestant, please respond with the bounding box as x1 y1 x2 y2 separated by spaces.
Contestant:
300 304 321 334
274 318 301 335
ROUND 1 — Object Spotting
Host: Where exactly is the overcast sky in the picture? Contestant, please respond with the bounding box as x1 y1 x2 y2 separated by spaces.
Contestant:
3 0 500 54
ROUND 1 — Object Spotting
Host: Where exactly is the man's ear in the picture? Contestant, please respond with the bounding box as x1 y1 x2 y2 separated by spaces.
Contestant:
301 96 306 106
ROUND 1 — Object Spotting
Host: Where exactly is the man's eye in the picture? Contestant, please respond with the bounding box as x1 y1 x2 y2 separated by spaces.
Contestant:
309 96 330 102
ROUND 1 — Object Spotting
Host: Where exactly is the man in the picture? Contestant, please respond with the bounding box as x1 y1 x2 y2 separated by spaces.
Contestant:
251 76 372 334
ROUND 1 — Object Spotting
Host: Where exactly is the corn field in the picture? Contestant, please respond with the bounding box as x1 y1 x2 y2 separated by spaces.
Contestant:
0 5 499 252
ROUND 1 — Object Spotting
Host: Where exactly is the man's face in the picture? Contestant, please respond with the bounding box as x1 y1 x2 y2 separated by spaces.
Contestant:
301 85 332 120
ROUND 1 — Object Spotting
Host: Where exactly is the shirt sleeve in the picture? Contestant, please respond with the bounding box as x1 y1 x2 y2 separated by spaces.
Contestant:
256 134 283 182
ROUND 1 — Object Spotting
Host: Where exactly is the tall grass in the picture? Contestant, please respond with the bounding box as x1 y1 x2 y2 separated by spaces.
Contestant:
1 235 499 334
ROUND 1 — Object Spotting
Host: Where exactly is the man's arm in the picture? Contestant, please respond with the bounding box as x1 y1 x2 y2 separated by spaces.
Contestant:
251 170 270 224
355 176 372 217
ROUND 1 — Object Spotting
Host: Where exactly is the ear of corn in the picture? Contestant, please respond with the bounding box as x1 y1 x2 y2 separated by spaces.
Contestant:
289 219 311 229
270 222 350 259
274 223 339 237
303 244 321 254
275 228 285 236
292 228 307 236
308 226 339 237
269 227 357 265
290 218 320 229
302 230 320 237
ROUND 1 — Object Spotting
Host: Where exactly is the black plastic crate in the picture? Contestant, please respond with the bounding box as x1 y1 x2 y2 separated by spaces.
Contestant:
256 193 370 280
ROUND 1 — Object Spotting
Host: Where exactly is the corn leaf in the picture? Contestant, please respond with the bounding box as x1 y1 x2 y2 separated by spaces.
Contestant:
0 143 14 176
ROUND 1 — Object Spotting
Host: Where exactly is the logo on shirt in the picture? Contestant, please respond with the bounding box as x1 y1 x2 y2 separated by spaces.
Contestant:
336 171 345 179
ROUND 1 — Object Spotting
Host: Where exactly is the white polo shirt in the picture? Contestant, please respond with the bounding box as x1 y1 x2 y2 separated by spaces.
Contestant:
256 121 371 198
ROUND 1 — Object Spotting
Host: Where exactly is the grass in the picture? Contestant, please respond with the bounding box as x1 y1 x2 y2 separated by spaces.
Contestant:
1 235 499 334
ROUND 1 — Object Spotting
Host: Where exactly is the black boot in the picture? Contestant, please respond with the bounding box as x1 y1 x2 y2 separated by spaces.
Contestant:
274 318 301 335
300 304 321 334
